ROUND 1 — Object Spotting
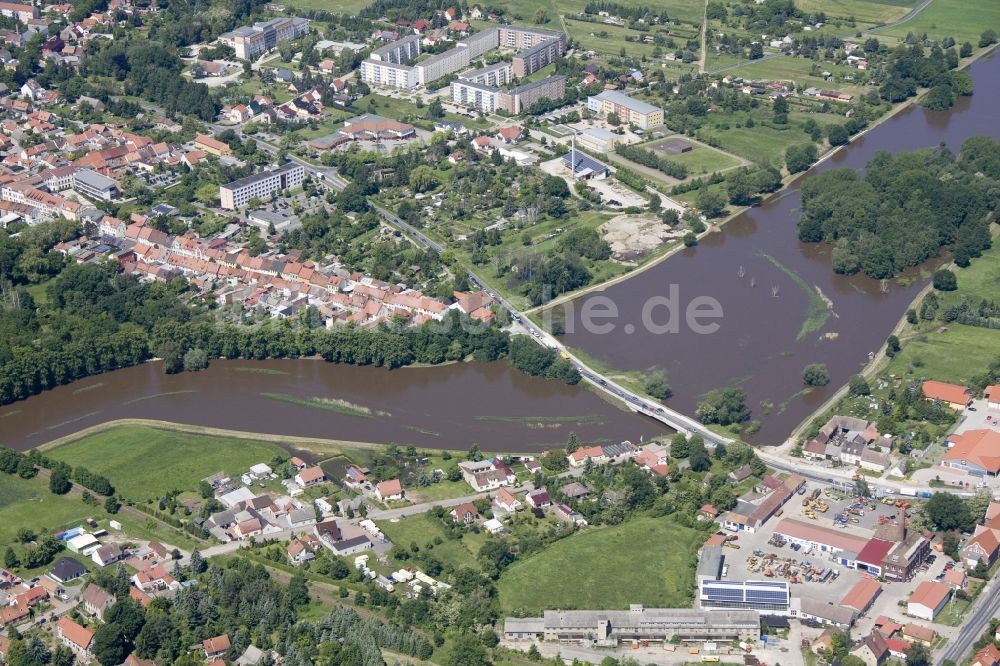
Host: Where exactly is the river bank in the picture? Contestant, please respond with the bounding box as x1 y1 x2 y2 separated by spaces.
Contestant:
527 45 995 321
784 222 1000 448
553 48 1000 445
0 358 670 453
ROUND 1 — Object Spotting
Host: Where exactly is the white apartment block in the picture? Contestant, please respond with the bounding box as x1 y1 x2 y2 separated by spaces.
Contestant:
451 79 501 112
458 61 512 87
220 163 305 210
220 17 310 60
361 59 418 88
370 34 421 63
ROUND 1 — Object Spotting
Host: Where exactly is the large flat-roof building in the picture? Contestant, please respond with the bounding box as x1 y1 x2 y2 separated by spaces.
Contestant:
73 169 119 201
587 90 664 129
360 59 418 89
451 79 502 112
362 26 561 89
371 34 421 64
699 579 791 614
498 25 565 52
512 38 562 77
220 17 310 60
504 606 759 645
220 162 304 210
415 47 472 86
498 75 566 114
458 61 512 87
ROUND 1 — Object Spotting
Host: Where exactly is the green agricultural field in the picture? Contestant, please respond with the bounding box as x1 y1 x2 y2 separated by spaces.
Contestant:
884 241 1000 385
0 474 97 544
874 0 1000 43
697 118 818 169
564 18 660 58
280 0 371 15
46 426 285 502
794 0 917 25
497 517 702 614
728 57 867 96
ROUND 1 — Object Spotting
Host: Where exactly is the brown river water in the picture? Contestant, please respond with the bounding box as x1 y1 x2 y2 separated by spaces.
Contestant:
554 49 1000 444
3 52 998 451
0 359 669 452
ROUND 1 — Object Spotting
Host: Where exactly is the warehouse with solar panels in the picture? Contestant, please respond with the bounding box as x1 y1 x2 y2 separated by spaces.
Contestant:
699 579 791 614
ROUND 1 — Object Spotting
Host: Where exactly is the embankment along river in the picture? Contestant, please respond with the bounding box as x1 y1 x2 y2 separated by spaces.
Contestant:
0 359 669 452
555 50 1000 444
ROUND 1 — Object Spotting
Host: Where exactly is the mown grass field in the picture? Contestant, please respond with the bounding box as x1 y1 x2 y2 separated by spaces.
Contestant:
728 56 867 97
46 426 285 501
377 514 489 572
794 0 918 25
497 517 702 614
874 0 1000 42
698 119 815 169
642 137 743 176
280 0 371 15
886 245 1000 385
0 474 96 544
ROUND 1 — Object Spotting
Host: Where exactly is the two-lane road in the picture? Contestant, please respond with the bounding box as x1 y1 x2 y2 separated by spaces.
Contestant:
367 204 731 445
936 576 1000 665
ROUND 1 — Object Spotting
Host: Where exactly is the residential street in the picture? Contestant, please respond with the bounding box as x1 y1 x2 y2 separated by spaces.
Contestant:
936 576 1000 665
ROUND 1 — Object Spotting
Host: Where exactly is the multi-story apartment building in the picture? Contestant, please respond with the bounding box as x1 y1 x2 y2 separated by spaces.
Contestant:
497 26 564 52
360 59 418 88
498 75 566 114
415 47 471 85
370 34 421 63
458 61 512 87
73 169 119 201
451 79 502 112
458 28 500 59
220 163 304 210
512 38 562 76
0 1 39 23
587 90 664 129
220 17 310 60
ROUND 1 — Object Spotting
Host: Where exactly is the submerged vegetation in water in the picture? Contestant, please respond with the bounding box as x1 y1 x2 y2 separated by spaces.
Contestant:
259 392 389 418
760 253 831 340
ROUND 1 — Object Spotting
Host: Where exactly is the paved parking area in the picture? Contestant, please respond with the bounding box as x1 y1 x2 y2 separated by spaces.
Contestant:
718 523 862 602
955 398 1000 434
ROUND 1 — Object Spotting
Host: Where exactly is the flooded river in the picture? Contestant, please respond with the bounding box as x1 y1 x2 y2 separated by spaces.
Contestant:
556 50 1000 444
0 359 669 452
5 54 998 451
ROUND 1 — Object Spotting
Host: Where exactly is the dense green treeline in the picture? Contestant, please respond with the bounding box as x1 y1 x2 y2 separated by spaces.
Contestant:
0 245 587 406
798 137 999 278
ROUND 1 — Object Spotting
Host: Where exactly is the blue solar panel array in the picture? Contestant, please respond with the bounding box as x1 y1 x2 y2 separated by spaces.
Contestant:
700 580 789 611
562 151 608 175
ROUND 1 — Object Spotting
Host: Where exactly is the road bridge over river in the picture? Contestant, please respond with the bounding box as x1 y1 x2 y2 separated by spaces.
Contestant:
273 160 729 443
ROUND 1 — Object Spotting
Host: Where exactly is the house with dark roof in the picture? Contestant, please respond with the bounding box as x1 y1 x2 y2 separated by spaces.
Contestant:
526 490 552 509
49 557 87 583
